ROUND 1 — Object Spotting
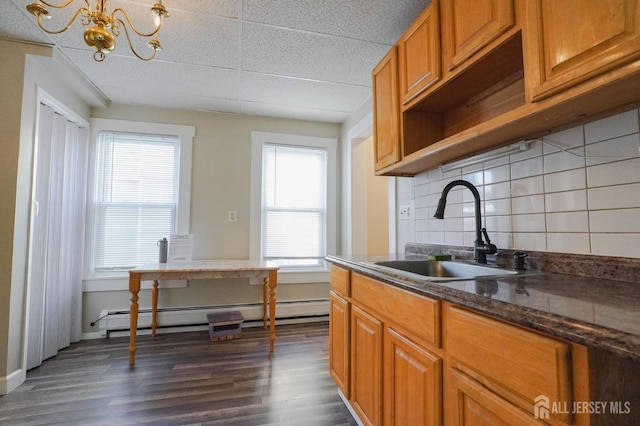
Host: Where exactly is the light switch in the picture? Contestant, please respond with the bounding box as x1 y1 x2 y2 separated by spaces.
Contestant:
228 210 237 222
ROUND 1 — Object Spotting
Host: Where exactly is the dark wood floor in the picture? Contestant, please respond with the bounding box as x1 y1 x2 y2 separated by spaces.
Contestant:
0 322 357 426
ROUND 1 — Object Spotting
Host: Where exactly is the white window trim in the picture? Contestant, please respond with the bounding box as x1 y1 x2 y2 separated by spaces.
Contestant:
250 131 337 284
83 118 194 292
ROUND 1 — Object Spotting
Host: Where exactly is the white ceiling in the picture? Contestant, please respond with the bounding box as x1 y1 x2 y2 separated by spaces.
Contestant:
1 0 429 123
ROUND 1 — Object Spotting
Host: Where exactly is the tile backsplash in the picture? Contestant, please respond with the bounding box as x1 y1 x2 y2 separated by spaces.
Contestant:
410 108 640 259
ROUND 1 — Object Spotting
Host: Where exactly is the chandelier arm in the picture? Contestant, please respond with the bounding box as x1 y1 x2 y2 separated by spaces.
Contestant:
36 7 87 35
114 18 158 61
111 8 162 38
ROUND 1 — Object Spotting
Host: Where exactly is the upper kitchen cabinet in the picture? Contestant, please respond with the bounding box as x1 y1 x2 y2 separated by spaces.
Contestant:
372 0 640 176
398 2 441 104
440 0 516 72
373 47 401 170
525 0 640 102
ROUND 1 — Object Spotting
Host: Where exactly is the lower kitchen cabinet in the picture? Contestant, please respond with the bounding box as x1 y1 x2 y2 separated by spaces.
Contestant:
384 327 442 426
351 305 383 426
329 290 350 398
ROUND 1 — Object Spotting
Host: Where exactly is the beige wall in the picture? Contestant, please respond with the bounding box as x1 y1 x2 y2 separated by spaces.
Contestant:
85 106 341 333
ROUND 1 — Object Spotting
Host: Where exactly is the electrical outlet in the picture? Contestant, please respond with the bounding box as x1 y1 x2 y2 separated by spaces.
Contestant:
228 210 237 223
399 204 411 220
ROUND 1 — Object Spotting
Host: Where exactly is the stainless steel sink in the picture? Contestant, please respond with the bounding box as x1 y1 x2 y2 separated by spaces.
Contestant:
372 259 518 281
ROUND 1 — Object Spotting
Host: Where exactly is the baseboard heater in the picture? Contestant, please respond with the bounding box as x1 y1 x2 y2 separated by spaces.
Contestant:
97 299 329 338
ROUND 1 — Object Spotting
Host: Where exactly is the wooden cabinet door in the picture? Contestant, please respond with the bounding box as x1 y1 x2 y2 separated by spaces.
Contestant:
526 0 640 101
351 305 383 426
384 328 442 426
441 0 515 71
398 2 441 104
373 47 401 170
329 291 350 398
446 368 539 425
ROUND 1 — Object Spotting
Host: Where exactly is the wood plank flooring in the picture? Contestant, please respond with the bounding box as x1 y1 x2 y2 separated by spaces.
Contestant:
0 322 357 426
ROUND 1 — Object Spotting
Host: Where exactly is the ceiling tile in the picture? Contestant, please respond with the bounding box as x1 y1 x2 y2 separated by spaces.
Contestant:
241 22 389 86
243 0 430 44
239 72 370 112
239 101 348 123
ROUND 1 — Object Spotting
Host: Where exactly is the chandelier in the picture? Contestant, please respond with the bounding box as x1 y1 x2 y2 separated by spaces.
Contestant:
26 0 170 62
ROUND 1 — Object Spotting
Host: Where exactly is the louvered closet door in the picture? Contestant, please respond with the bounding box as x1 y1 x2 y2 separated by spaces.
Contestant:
26 102 88 369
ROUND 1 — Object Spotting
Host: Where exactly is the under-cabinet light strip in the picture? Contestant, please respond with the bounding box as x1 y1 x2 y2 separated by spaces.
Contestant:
439 141 530 172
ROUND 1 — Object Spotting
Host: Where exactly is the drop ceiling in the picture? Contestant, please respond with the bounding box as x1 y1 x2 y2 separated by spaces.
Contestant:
0 0 430 123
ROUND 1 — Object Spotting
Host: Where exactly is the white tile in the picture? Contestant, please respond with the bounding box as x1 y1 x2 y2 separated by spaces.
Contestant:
584 109 639 144
590 208 640 232
588 183 640 210
414 207 429 221
542 125 584 153
462 201 484 217
414 172 429 186
427 193 441 207
545 190 587 212
463 185 483 203
585 134 640 166
512 175 544 196
546 212 589 233
512 213 546 232
544 169 586 193
483 154 510 168
426 168 442 182
485 215 512 233
426 231 445 244
511 156 543 180
415 219 428 232
513 233 547 251
444 217 464 232
463 217 477 233
429 218 445 232
463 231 477 247
484 164 511 184
484 198 511 216
415 195 429 209
428 179 444 195
512 194 545 214
586 158 640 188
444 231 464 246
543 148 585 174
442 168 462 180
591 233 640 258
416 231 429 243
462 170 484 186
484 181 511 200
546 233 591 255
491 232 513 249
414 181 429 197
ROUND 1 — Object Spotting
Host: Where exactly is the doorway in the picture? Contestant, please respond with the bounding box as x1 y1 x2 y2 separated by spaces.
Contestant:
351 136 389 255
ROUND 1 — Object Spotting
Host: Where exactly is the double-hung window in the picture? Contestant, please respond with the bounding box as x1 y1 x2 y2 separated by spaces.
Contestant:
86 119 194 281
250 132 337 282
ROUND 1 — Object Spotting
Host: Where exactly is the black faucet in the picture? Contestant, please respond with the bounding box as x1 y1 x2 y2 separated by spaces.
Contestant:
433 179 497 264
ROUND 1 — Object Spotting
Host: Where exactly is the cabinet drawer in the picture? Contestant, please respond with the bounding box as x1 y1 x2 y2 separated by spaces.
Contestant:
445 304 573 423
352 273 440 347
330 265 350 297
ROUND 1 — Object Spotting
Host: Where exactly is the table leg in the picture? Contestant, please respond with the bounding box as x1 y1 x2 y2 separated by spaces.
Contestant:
268 269 277 352
151 280 159 337
129 273 141 365
263 277 268 330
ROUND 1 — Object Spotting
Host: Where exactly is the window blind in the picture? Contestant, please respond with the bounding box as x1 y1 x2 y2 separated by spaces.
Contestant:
262 143 327 268
93 131 179 270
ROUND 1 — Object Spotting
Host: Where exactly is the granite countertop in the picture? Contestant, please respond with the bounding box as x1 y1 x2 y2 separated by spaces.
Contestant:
326 253 640 363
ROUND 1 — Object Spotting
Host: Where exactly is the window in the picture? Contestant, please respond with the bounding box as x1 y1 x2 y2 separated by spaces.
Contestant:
86 119 194 279
251 132 337 282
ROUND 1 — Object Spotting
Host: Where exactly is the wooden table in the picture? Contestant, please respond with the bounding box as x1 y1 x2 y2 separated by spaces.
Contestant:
128 260 279 365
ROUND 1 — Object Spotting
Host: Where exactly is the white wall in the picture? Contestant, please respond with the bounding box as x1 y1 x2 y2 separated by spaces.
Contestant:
403 108 640 258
